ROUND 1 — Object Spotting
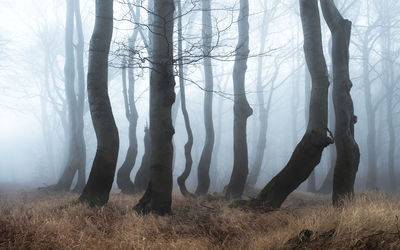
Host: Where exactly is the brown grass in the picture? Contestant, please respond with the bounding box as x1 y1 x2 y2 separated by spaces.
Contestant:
1 190 400 249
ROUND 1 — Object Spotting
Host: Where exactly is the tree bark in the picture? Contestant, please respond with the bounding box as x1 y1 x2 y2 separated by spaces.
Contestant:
251 0 332 209
225 0 253 199
195 0 215 196
79 0 119 206
133 126 151 192
134 0 175 215
320 0 360 205
176 0 194 197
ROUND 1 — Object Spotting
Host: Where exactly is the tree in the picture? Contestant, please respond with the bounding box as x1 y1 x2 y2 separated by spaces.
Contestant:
79 0 119 206
195 0 215 196
53 0 86 192
251 0 333 209
320 0 360 205
134 0 175 215
116 1 141 194
225 0 252 199
176 0 195 197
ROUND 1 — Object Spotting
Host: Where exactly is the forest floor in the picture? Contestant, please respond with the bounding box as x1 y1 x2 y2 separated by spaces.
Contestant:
1 189 400 249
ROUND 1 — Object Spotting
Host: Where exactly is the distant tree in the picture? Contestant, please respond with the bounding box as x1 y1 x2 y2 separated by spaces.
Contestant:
176 0 195 197
79 0 119 206
225 0 252 199
116 1 140 194
53 0 86 192
134 0 175 215
320 0 360 205
251 0 333 209
195 0 215 196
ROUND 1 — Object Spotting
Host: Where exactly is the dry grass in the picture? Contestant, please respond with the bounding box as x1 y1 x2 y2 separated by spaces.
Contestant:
1 190 400 249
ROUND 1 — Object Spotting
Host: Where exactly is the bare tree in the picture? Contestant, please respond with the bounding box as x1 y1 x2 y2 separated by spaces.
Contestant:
195 0 215 196
320 0 360 205
225 0 252 199
79 0 119 206
134 0 176 215
251 0 333 209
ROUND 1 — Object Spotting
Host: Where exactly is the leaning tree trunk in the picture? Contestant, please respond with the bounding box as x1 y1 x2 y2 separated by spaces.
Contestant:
176 0 194 197
79 0 119 206
195 0 215 196
54 0 81 191
73 0 87 193
225 0 253 199
117 6 140 193
251 0 332 209
134 0 175 215
320 0 360 205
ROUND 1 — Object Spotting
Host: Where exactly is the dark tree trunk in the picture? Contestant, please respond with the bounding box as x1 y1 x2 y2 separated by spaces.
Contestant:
133 126 151 192
320 0 360 205
305 64 316 193
79 0 119 206
251 0 332 209
176 0 194 197
195 0 215 196
134 0 175 215
117 4 140 193
225 0 252 199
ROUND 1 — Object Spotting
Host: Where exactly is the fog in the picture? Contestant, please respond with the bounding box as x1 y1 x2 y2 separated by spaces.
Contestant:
0 0 399 195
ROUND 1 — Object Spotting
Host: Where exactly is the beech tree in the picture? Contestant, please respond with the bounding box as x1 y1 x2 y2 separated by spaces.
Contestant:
251 0 333 209
134 0 175 215
225 0 252 199
320 0 360 205
79 0 119 206
195 0 215 196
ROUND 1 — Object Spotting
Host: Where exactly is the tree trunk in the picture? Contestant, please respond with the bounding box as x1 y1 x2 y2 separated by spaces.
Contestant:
320 0 360 205
176 0 194 197
225 0 253 199
134 0 175 215
79 0 119 206
251 0 332 209
195 0 215 196
117 3 140 194
54 0 80 191
133 126 151 192
73 0 87 193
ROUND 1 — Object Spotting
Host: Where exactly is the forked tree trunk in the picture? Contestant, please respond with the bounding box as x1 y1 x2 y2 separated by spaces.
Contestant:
320 0 360 205
134 0 175 215
195 0 215 196
79 0 119 206
225 0 253 199
251 0 332 209
176 0 194 197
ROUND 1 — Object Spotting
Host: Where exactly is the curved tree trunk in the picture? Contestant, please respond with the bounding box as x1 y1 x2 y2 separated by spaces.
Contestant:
79 0 119 206
134 0 175 215
117 4 140 193
195 0 215 196
320 0 360 205
251 0 332 209
225 0 253 199
176 0 194 197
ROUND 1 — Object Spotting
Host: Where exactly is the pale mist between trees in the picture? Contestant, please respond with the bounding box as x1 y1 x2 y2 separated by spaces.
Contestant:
0 0 399 214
